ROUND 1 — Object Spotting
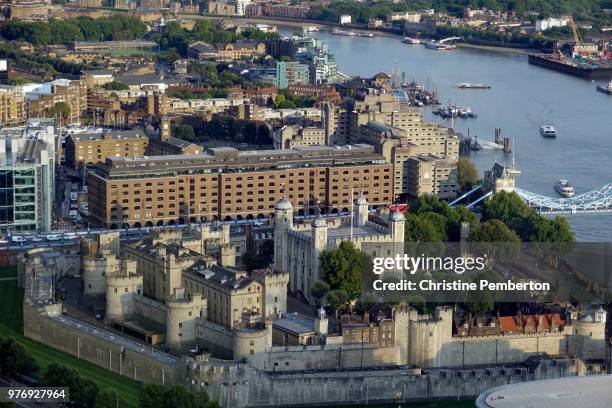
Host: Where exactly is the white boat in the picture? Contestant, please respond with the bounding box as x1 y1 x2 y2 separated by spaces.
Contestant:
425 40 456 50
306 25 320 32
458 83 491 89
539 125 557 138
554 179 575 198
402 37 421 44
596 79 612 94
332 29 356 36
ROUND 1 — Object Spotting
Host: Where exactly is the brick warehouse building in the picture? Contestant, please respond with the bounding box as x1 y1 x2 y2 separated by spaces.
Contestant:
86 144 393 228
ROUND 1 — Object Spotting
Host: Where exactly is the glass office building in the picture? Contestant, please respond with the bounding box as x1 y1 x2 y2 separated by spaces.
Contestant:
0 119 56 233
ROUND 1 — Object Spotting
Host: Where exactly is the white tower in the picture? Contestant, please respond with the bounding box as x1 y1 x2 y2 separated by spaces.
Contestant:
310 215 328 297
389 210 405 243
273 196 293 275
354 197 369 227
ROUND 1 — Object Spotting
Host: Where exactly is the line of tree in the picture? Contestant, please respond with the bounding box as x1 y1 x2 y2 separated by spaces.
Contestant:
103 81 129 91
307 0 612 27
173 118 272 145
0 15 147 45
139 383 221 408
0 336 38 379
0 45 95 76
268 90 317 110
151 20 280 60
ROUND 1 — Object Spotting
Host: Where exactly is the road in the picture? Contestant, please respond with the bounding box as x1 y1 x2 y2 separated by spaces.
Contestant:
0 212 352 251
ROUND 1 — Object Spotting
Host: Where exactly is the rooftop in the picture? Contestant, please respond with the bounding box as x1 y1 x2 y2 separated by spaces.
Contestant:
185 262 253 291
91 144 386 178
273 313 315 336
68 129 146 142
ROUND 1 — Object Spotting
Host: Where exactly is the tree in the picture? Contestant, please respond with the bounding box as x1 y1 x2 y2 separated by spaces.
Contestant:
256 124 271 145
225 118 241 140
471 219 521 260
310 281 330 307
320 241 367 300
326 289 348 318
96 388 127 408
243 122 257 144
172 124 196 142
102 81 129 91
43 363 98 408
206 116 224 139
46 101 71 122
457 157 479 192
0 337 38 378
404 213 445 243
164 385 194 408
465 287 495 314
158 48 181 64
139 384 217 408
139 384 166 408
472 219 521 243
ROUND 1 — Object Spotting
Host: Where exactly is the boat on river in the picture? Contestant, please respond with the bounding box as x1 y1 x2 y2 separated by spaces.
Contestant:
332 29 356 36
458 83 491 89
596 79 612 94
402 37 421 44
555 179 575 197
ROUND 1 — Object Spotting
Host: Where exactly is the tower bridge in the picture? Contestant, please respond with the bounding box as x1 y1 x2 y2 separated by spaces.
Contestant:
450 163 612 215
515 185 612 214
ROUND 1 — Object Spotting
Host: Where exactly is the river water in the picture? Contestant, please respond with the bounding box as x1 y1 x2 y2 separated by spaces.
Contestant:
282 28 612 241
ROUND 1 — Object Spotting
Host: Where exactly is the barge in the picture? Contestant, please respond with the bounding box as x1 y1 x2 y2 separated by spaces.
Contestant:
528 54 612 80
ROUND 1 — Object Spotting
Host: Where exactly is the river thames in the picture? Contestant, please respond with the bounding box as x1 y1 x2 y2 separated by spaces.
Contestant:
282 28 612 241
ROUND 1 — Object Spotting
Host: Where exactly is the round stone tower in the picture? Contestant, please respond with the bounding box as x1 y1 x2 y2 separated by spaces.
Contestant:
105 272 143 322
273 196 293 274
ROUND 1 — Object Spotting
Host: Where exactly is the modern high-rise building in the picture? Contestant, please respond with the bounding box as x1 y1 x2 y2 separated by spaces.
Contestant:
276 61 309 89
0 119 59 233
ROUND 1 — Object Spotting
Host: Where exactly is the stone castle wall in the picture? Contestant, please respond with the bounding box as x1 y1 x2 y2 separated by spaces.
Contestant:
23 302 177 385
249 343 398 372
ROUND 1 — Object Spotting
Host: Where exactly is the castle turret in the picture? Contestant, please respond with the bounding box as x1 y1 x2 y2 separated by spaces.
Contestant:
309 215 328 298
273 196 293 274
354 197 368 227
389 209 405 246
252 268 289 320
314 307 328 336
166 291 206 353
83 250 120 296
105 270 143 323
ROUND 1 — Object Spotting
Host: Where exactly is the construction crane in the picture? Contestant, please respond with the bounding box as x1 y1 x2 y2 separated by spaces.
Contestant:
568 18 582 47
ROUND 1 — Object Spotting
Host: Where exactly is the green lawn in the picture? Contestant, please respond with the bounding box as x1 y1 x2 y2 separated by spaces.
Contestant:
0 266 141 407
0 265 17 279
110 49 154 56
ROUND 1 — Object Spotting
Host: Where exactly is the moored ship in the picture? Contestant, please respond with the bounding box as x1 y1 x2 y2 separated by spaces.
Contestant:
458 83 491 89
332 29 356 36
402 37 421 44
